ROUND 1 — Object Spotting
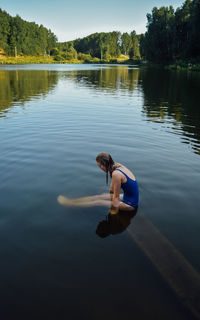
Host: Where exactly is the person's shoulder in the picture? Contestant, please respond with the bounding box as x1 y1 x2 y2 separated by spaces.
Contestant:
112 169 122 179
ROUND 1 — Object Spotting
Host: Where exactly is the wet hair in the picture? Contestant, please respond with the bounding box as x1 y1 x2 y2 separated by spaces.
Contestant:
96 152 115 184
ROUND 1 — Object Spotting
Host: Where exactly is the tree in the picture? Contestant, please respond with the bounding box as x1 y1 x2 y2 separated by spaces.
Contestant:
139 34 146 59
144 6 175 63
0 9 11 52
121 33 132 55
0 9 57 56
174 0 192 60
129 30 140 59
72 31 122 59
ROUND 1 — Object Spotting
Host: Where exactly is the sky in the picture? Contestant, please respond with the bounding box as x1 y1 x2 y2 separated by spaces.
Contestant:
0 0 184 42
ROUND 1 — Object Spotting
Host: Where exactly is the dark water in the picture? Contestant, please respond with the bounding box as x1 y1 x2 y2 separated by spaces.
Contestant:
0 64 200 320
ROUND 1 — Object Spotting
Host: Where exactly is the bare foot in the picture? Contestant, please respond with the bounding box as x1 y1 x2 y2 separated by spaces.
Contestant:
57 195 72 206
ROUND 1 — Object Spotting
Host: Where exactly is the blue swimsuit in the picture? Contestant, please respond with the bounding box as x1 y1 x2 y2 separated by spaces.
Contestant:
115 169 139 208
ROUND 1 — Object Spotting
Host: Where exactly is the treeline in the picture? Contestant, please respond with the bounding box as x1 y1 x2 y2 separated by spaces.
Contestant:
1 0 199 65
140 0 200 64
73 31 140 59
0 7 141 61
0 8 57 56
55 31 140 62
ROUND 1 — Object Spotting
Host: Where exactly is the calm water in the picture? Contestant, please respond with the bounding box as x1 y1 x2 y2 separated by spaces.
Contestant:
0 64 200 320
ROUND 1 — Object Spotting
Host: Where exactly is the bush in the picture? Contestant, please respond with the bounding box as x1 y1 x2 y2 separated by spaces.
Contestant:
191 64 200 71
109 59 118 63
54 55 64 61
77 53 92 61
50 48 59 56
92 57 100 63
62 52 74 60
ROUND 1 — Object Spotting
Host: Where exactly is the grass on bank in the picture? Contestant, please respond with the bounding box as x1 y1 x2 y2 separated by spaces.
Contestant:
0 49 199 70
0 53 142 65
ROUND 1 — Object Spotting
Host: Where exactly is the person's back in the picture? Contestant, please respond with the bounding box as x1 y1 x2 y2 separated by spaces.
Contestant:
114 165 139 208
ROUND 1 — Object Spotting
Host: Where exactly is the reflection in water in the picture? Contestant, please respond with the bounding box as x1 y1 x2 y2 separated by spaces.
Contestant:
0 70 58 116
96 209 137 238
139 68 200 155
60 66 139 94
60 66 200 155
0 65 200 155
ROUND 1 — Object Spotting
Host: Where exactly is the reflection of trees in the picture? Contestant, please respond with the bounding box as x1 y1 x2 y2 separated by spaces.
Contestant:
0 67 138 117
0 70 58 116
139 67 200 155
60 67 139 94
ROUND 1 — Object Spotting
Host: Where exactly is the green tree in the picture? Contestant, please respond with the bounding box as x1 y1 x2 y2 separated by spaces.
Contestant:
129 30 140 59
186 0 200 60
145 6 175 63
0 9 57 56
72 31 122 59
174 0 192 60
121 32 132 55
0 9 11 52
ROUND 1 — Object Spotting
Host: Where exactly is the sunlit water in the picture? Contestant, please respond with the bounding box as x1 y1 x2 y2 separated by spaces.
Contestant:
0 64 200 319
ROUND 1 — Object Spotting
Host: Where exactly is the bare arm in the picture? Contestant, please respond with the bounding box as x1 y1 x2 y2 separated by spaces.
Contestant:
110 180 114 200
110 180 113 193
110 172 121 213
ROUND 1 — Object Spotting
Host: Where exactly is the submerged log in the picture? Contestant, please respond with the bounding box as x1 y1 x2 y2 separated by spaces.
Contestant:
128 214 200 320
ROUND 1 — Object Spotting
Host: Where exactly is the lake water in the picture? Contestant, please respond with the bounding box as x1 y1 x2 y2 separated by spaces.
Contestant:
0 64 200 319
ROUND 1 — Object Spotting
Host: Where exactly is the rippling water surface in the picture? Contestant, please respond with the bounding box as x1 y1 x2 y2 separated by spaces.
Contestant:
0 64 200 319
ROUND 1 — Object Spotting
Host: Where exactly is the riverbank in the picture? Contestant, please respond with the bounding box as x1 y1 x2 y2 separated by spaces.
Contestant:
2 55 199 72
0 55 55 64
0 54 142 65
142 61 200 72
166 61 200 72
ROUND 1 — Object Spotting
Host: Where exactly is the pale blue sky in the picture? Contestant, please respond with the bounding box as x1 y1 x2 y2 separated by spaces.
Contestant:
0 0 184 41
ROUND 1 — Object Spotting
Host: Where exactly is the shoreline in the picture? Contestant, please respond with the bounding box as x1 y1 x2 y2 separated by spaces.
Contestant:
1 56 199 72
0 55 142 66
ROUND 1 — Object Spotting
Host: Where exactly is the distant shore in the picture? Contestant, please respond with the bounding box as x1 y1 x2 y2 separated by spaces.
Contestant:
1 55 199 72
0 54 143 66
166 62 200 72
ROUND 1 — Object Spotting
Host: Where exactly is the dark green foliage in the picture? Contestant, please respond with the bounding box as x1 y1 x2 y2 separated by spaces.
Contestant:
0 8 141 61
145 6 175 63
138 34 146 59
59 30 140 61
71 32 121 59
0 9 10 52
0 8 57 56
129 31 140 59
140 0 200 64
120 32 132 55
50 45 77 61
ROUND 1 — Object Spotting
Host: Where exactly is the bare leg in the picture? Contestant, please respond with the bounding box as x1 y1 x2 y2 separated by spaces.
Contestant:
57 194 112 207
72 193 112 201
57 193 135 212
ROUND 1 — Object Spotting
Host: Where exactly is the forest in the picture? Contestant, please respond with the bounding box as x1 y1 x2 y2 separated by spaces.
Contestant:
56 31 140 62
0 0 200 66
0 8 140 62
140 0 200 64
0 9 57 56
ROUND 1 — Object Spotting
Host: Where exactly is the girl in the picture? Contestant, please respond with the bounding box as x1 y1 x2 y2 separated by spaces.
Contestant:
58 152 139 214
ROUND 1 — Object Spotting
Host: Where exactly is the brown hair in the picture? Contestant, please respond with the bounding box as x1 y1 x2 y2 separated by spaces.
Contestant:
96 152 117 184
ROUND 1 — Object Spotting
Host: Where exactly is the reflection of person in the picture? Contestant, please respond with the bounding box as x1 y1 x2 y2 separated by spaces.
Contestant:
96 209 137 238
58 152 139 214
